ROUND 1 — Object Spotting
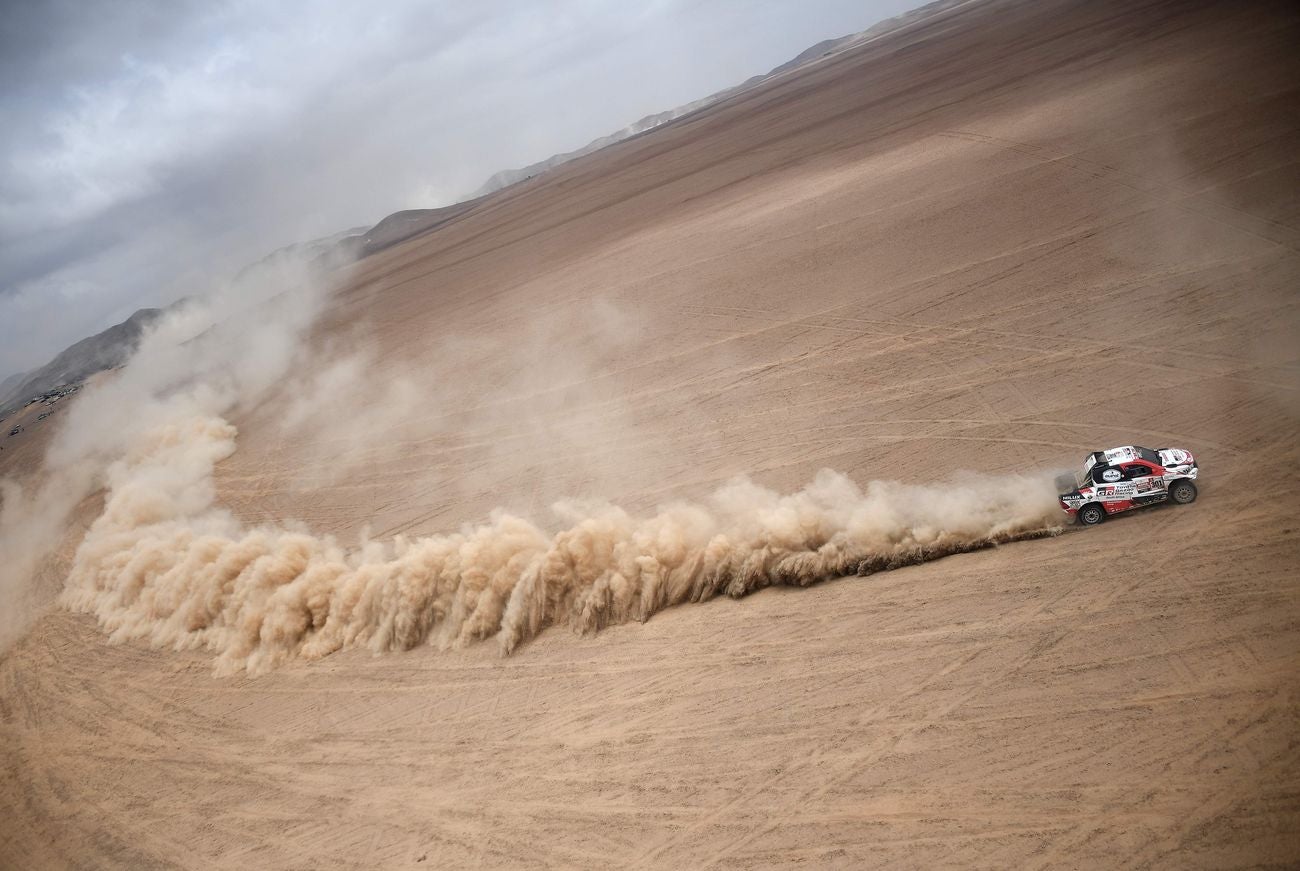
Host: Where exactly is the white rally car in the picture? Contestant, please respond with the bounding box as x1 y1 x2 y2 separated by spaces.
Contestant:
1058 445 1199 526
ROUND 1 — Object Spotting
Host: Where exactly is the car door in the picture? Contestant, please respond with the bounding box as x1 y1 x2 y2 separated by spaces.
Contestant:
1123 462 1166 501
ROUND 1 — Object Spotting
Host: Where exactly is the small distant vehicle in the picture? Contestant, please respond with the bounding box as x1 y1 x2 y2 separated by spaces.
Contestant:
1059 445 1198 525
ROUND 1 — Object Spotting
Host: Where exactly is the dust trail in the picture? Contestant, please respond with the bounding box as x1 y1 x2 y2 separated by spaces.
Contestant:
60 407 1064 675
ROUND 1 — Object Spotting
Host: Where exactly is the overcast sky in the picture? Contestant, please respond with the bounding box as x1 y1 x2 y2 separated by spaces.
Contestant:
0 0 916 379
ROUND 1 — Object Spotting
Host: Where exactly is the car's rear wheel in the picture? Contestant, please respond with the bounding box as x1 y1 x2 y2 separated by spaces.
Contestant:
1170 479 1197 505
1077 503 1105 526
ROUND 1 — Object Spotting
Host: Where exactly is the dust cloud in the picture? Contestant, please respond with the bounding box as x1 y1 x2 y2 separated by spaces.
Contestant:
6 259 1065 670
266 296 655 512
60 400 1064 674
0 254 336 652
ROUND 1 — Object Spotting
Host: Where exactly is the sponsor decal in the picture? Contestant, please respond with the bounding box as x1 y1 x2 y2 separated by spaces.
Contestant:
1101 468 1122 482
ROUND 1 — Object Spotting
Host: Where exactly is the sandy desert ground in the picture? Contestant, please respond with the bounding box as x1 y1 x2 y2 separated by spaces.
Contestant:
3 0 1299 867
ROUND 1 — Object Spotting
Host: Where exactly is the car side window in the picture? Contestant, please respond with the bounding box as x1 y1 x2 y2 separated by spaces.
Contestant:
1123 465 1148 480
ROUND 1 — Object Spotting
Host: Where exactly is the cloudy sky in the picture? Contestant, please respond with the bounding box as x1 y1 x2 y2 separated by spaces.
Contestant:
0 0 915 379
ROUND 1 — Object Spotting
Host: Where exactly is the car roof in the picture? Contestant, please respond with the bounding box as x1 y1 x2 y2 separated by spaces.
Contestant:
1101 446 1141 464
1084 446 1156 473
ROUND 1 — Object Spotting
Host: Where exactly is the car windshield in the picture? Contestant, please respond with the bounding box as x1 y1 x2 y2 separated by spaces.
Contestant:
1136 446 1160 464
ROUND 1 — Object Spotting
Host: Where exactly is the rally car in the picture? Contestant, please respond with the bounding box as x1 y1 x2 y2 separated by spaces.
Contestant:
1058 445 1199 526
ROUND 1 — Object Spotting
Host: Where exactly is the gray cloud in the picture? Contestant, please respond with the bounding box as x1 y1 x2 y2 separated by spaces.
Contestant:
0 0 914 378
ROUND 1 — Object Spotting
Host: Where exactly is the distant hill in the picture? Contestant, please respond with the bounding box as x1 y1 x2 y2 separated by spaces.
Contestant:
471 100 716 197
470 0 969 199
0 308 166 414
0 370 26 400
350 200 484 258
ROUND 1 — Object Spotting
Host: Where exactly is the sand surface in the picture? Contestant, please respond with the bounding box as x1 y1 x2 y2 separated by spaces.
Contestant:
3 0 1299 867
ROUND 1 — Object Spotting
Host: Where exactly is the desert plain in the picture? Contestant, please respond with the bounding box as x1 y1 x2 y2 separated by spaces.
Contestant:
2 0 1299 867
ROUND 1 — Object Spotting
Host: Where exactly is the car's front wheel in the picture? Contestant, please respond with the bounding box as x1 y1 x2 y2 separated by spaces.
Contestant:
1077 503 1105 526
1169 479 1198 505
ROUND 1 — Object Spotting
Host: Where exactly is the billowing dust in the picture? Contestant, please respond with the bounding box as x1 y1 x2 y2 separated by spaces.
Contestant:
60 406 1062 674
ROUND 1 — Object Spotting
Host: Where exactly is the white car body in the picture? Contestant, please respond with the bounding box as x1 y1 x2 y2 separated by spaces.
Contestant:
1060 445 1199 523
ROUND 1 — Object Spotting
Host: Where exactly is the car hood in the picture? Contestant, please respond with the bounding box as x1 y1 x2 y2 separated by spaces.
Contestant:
1159 447 1195 468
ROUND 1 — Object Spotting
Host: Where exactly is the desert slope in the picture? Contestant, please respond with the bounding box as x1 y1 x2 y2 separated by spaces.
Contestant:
3 0 1299 867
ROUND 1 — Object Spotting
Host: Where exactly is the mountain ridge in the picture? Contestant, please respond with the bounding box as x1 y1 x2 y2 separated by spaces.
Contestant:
469 0 968 199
